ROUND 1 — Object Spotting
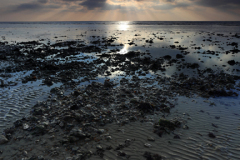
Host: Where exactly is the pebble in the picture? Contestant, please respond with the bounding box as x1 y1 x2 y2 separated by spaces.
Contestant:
106 136 112 140
147 136 155 141
23 123 29 130
144 143 152 148
96 145 103 150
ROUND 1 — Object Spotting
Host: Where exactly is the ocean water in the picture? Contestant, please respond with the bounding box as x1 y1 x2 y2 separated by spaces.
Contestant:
0 21 240 159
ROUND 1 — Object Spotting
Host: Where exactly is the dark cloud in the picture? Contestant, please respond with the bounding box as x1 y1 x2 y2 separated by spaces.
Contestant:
79 0 107 10
15 3 42 11
78 0 122 11
6 1 60 13
61 0 81 2
38 0 48 3
193 0 240 14
195 0 240 7
163 0 176 2
153 2 190 10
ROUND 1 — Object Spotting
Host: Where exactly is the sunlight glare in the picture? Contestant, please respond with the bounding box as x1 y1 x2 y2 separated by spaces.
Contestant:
118 44 129 55
118 21 130 31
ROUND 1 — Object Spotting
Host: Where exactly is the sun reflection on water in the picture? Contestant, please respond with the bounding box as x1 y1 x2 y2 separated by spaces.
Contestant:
118 21 130 31
118 44 129 54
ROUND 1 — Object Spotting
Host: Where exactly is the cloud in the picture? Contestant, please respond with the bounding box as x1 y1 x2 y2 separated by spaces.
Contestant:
5 1 60 13
153 1 190 10
195 0 240 7
15 3 43 11
38 0 48 3
193 0 240 14
77 0 123 11
79 0 107 10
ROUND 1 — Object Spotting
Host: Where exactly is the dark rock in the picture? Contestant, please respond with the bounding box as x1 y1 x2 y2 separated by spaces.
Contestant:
228 60 236 66
70 128 86 138
212 123 218 128
143 151 162 160
137 102 154 113
32 108 43 116
173 135 180 139
33 125 46 135
104 80 113 87
159 119 181 130
208 132 216 138
163 55 171 60
176 54 184 59
14 120 23 127
0 135 8 144
117 151 127 157
70 104 80 110
73 90 81 96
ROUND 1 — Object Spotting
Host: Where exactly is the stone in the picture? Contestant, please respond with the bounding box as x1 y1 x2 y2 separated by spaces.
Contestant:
147 136 155 141
96 145 103 150
228 60 236 66
0 135 8 144
208 132 216 138
23 123 30 130
144 143 152 148
70 128 86 138
159 118 181 130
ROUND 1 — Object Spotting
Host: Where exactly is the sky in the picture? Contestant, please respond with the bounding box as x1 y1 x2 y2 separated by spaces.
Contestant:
0 0 240 21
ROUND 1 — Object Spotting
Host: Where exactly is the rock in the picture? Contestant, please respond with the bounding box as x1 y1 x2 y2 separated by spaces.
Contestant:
70 104 80 110
106 136 112 140
228 60 236 66
0 135 8 144
70 128 86 138
96 145 103 150
159 118 181 130
143 151 162 160
144 143 152 148
106 145 113 150
117 151 127 157
72 146 79 152
163 55 171 60
23 123 30 130
137 102 154 112
97 129 105 134
215 116 220 119
0 79 4 87
37 155 44 160
73 90 81 96
33 125 46 135
32 108 43 116
212 123 218 128
43 78 53 86
176 54 184 59
208 132 216 138
183 125 189 129
147 137 155 141
23 150 28 156
104 80 113 87
173 135 180 139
